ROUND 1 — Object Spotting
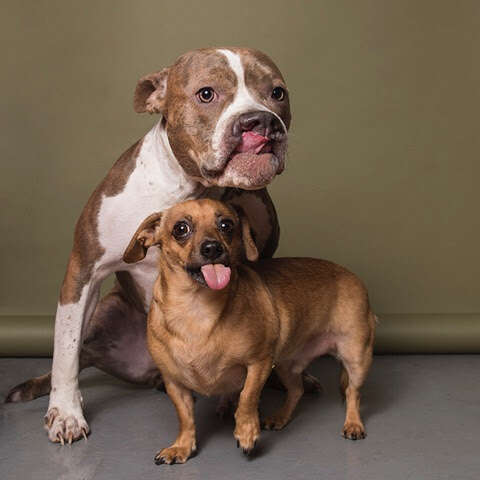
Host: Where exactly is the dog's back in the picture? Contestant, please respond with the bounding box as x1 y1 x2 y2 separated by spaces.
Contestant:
249 257 374 360
252 257 370 316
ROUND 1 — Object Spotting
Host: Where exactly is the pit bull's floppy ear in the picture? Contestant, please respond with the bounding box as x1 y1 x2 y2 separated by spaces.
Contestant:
133 68 170 114
233 206 259 262
123 212 163 264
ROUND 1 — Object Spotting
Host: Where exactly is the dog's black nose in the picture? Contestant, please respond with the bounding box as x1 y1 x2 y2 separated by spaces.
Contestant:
233 111 284 138
200 240 224 260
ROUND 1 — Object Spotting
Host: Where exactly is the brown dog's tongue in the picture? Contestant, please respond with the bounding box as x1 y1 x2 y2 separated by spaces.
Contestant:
200 264 231 290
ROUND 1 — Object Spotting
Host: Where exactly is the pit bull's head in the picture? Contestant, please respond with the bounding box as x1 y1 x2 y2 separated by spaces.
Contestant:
134 47 291 190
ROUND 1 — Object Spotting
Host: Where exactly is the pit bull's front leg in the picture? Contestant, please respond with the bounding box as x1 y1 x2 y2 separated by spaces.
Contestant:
44 255 107 444
234 358 273 455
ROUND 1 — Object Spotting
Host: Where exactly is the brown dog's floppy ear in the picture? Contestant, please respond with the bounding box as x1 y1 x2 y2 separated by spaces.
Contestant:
123 212 163 264
233 206 259 262
133 68 170 114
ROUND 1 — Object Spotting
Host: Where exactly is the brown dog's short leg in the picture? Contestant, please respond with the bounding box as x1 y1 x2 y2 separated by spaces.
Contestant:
234 359 273 455
154 380 196 465
262 364 304 431
342 378 365 440
338 347 372 440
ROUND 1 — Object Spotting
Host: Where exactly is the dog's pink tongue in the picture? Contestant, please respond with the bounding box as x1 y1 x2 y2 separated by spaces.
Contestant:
236 131 269 154
201 264 231 290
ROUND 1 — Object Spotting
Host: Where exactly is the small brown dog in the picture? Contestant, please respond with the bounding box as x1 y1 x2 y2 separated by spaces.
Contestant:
123 198 375 464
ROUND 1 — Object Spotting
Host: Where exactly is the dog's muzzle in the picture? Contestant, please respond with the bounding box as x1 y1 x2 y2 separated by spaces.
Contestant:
202 111 288 189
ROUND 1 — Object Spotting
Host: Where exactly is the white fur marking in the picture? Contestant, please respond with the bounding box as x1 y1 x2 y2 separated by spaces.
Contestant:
212 49 287 156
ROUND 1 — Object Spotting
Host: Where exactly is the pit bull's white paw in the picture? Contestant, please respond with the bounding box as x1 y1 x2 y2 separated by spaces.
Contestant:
44 389 89 444
44 407 90 444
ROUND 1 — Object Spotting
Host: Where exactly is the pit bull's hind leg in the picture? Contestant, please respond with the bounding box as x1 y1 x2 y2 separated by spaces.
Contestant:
5 283 162 404
81 284 163 389
5 372 52 403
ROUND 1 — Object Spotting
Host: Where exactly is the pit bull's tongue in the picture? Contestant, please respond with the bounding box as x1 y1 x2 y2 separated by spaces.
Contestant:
235 131 269 154
200 264 231 290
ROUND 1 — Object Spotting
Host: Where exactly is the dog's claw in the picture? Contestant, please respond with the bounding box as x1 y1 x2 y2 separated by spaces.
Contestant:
343 423 366 440
242 442 257 457
236 440 239 448
44 406 90 444
45 408 57 429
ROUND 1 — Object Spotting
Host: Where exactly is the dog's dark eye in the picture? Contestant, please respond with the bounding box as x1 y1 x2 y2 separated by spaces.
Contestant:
218 219 234 234
196 87 215 103
172 221 191 240
271 86 285 101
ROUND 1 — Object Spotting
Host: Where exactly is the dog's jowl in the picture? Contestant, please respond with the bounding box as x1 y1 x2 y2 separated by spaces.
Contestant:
5 47 296 445
124 199 376 464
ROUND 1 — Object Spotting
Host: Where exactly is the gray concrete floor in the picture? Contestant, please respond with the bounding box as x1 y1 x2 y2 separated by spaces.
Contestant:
1 355 479 480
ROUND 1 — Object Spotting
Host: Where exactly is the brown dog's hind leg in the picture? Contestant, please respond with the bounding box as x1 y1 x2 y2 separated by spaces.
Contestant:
262 364 304 431
154 380 196 465
337 335 373 440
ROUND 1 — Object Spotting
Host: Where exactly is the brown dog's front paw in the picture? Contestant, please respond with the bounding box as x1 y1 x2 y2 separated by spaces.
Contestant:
262 412 289 431
342 422 366 440
234 416 260 455
154 445 196 465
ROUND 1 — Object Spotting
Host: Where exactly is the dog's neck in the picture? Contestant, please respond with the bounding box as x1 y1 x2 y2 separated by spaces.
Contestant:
142 121 200 198
145 120 225 202
153 258 237 335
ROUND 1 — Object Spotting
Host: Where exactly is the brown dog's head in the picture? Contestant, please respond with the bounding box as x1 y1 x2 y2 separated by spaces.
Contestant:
123 199 258 290
134 47 291 190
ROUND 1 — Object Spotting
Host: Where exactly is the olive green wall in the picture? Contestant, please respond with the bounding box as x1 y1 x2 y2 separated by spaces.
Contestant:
1 1 479 353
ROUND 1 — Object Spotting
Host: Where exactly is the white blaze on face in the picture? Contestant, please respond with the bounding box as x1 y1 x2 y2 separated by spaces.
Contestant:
211 49 287 158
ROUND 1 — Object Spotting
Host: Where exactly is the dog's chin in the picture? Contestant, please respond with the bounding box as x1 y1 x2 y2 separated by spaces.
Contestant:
201 141 286 190
215 152 283 190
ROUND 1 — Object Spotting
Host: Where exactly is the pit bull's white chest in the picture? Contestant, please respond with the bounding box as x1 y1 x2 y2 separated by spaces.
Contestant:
94 123 205 308
97 124 200 262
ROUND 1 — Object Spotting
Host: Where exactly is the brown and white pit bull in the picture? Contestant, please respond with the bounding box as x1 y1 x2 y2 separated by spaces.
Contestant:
5 47 322 445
